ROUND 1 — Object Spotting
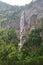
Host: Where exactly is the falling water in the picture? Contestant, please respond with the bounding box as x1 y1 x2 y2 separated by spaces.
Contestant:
18 11 25 51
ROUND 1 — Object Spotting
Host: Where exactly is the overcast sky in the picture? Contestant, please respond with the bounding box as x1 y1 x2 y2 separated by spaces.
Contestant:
0 0 32 6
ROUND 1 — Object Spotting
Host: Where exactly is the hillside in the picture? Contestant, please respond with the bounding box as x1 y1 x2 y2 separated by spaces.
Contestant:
0 0 43 30
0 0 43 65
0 1 22 29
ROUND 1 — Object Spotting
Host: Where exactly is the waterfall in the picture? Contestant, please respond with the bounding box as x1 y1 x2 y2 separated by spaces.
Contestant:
18 11 25 51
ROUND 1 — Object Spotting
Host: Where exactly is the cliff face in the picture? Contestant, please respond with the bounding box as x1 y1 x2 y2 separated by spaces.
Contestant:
22 0 43 29
0 0 43 30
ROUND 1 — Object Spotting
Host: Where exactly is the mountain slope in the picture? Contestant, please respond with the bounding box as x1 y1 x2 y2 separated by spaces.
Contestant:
0 1 22 29
0 0 43 30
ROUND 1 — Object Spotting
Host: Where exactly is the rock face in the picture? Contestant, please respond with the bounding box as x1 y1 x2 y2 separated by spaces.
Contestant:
18 0 43 49
21 0 43 29
0 0 43 30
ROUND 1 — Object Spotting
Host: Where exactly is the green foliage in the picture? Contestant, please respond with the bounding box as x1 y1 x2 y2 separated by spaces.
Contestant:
7 28 18 46
0 28 43 65
37 42 43 56
0 1 43 65
25 29 42 47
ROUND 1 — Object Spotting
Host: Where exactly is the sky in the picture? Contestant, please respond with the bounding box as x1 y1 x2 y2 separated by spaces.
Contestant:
0 0 32 6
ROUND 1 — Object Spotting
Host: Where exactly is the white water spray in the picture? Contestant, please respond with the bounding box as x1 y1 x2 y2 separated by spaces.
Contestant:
18 11 26 51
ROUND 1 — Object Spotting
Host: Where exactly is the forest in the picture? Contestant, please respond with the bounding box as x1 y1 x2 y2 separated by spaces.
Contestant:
0 0 43 65
0 18 43 65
